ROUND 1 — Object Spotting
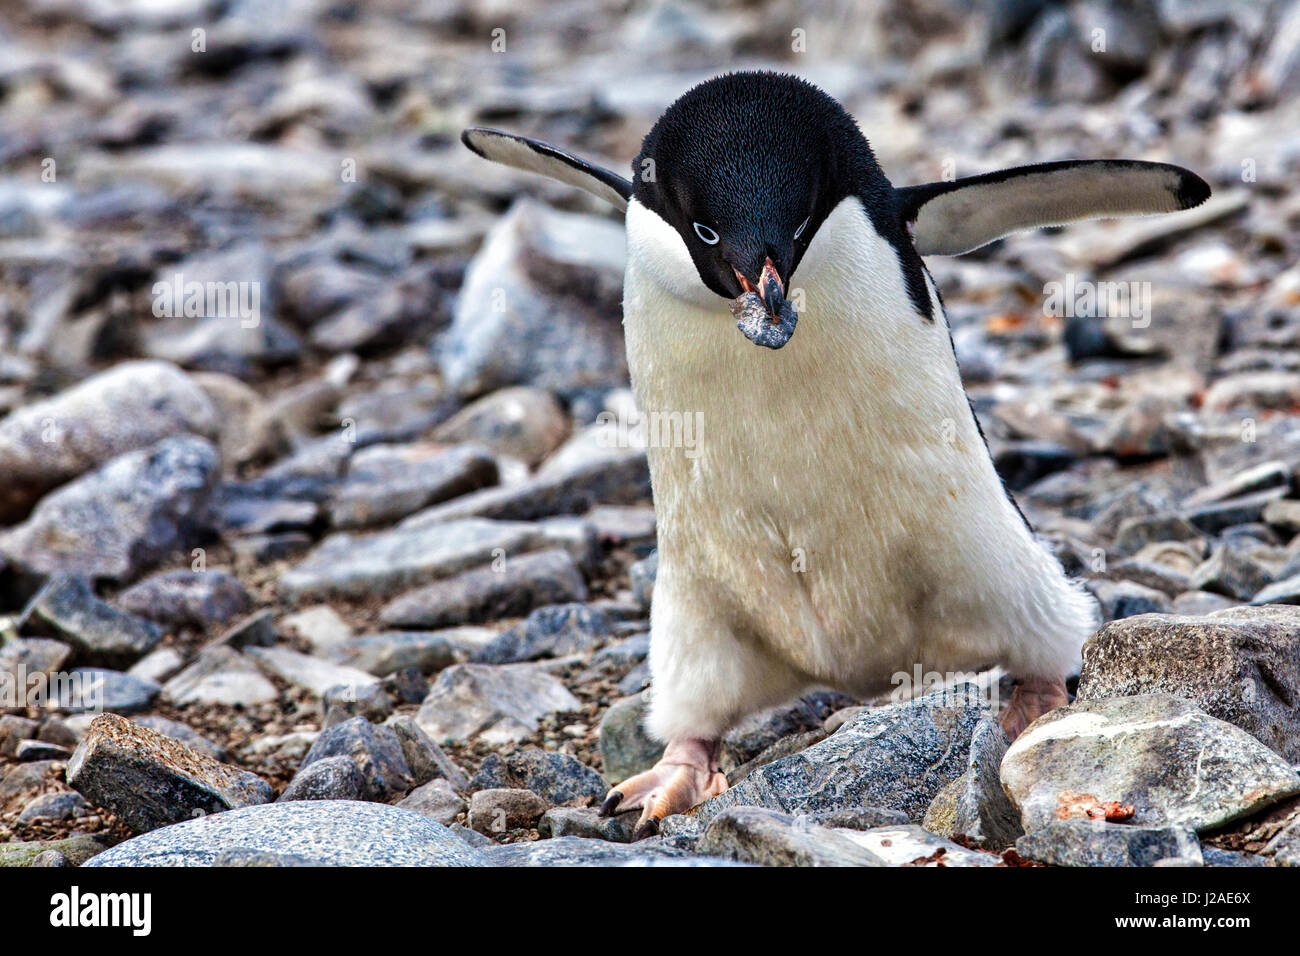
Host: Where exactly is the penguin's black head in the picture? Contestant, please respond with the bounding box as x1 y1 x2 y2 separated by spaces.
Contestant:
633 71 880 321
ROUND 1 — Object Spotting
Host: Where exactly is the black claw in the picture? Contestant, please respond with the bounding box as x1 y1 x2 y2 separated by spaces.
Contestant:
632 818 660 842
599 791 623 817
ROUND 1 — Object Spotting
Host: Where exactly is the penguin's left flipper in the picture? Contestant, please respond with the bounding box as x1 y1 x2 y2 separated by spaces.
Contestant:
897 159 1211 256
461 127 632 211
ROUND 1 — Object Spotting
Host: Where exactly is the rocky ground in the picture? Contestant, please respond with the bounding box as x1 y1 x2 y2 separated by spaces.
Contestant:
2 0 1300 867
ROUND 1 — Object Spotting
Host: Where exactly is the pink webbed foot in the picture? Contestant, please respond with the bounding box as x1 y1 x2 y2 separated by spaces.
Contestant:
599 737 728 840
1000 675 1069 741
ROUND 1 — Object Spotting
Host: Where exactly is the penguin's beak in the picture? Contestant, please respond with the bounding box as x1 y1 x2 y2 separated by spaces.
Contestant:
732 259 787 320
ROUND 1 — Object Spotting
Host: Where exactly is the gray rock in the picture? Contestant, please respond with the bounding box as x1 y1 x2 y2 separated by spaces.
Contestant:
629 551 657 611
30 850 70 867
85 800 483 867
212 848 317 867
698 687 986 824
379 549 588 629
67 714 272 833
1172 590 1238 615
279 518 546 601
598 692 663 783
0 639 72 708
279 605 353 652
53 668 160 714
477 836 729 867
209 609 276 649
468 749 607 806
922 716 1022 851
540 806 634 842
438 199 627 397
384 714 468 789
472 603 612 664
399 442 650 526
0 835 105 868
698 807 888 867
162 645 278 707
278 754 369 802
467 787 551 833
0 716 40 756
328 442 498 529
1016 820 1204 866
15 740 72 760
245 645 378 697
322 682 393 726
20 574 162 667
433 386 570 467
398 778 466 825
0 361 217 523
1086 578 1171 621
17 791 92 823
1189 543 1279 601
1002 693 1300 834
722 690 859 769
0 435 220 582
415 662 581 745
298 716 413 801
115 569 252 629
805 807 911 830
327 631 455 676
1078 607 1300 761
1262 811 1300 866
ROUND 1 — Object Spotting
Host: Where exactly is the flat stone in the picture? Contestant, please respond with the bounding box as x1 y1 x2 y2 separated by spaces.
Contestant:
0 638 72 708
0 435 220 583
1086 578 1171 621
415 663 581 745
245 645 378 698
328 442 498 529
472 603 611 664
0 361 217 524
322 683 393 726
85 800 483 866
1078 607 1300 761
433 386 570 467
297 716 412 800
127 647 185 685
208 609 276 649
1189 543 1279 600
595 697 660 785
132 716 226 760
15 740 72 760
1015 820 1203 866
17 790 92 823
468 749 607 806
68 714 272 833
539 806 634 842
835 824 1002 867
115 569 252 629
1002 693 1300 833
379 549 587 629
0 835 106 868
279 518 545 601
162 645 278 707
398 778 466 825
384 714 468 789
20 575 162 667
327 631 455 676
477 836 731 867
697 687 986 823
698 807 888 866
278 605 353 652
53 669 160 714
468 787 551 834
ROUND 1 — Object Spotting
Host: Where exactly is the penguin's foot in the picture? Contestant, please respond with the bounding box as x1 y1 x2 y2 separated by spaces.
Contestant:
1000 675 1069 741
598 737 727 840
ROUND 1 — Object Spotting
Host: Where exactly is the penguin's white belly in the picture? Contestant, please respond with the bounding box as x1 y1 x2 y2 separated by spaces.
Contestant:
621 197 1096 736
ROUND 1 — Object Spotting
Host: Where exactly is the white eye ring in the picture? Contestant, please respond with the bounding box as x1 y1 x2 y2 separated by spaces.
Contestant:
693 222 720 245
794 216 810 239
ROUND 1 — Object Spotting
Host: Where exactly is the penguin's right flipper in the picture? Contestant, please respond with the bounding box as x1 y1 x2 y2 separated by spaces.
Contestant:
461 128 632 211
897 159 1211 256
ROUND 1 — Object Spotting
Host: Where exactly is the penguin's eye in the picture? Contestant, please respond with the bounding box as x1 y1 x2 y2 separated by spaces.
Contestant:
692 222 720 245
794 216 810 240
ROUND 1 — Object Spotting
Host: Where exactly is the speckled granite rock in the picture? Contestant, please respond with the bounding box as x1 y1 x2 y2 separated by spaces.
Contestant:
68 714 273 833
86 800 483 866
1016 820 1203 866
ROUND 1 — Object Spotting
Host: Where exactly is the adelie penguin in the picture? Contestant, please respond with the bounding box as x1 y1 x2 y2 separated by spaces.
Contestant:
462 71 1211 839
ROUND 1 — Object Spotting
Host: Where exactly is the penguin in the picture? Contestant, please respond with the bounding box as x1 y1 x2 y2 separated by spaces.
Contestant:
462 71 1211 839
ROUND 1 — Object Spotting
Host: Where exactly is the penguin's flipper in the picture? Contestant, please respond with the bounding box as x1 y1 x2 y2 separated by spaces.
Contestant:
461 127 632 211
896 159 1211 256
